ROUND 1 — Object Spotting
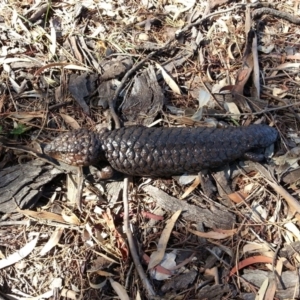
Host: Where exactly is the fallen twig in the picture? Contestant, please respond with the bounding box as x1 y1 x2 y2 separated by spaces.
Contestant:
252 8 300 24
122 177 156 297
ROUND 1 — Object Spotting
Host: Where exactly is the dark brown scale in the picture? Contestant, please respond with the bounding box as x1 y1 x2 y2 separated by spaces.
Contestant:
44 125 278 176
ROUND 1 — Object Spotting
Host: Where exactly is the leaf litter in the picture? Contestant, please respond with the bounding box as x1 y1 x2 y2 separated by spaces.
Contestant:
0 0 300 299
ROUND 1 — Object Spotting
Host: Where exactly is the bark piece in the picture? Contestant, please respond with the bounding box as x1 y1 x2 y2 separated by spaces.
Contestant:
143 185 235 229
279 241 300 259
163 49 193 73
106 181 123 206
161 270 197 293
96 79 120 109
68 73 97 115
100 56 133 81
282 167 300 185
242 269 299 299
0 160 62 213
197 284 231 299
121 66 164 126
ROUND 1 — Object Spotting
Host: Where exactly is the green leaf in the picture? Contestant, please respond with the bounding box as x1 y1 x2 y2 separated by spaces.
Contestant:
10 124 28 135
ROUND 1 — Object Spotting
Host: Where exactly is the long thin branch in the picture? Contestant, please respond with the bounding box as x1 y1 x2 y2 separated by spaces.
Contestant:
122 177 156 297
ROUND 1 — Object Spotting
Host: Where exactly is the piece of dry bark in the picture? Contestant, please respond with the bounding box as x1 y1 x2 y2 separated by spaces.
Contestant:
163 48 193 73
27 3 48 22
279 241 300 259
100 56 133 81
242 269 299 299
96 79 120 109
135 42 162 51
212 166 234 206
161 270 197 293
10 61 42 69
282 168 300 185
206 0 234 11
197 284 231 299
121 65 164 126
68 73 98 115
198 170 216 199
143 185 235 229
106 181 123 206
0 160 62 213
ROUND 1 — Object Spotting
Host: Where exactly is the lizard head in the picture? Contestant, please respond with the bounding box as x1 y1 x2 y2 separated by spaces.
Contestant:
44 129 103 166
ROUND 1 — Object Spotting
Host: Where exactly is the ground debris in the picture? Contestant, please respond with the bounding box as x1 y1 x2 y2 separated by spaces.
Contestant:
242 270 300 299
143 185 235 229
0 160 62 213
161 269 197 293
68 73 98 115
0 0 300 299
197 283 232 299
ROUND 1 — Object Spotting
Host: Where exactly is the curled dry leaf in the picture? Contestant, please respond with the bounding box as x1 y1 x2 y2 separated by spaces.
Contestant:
141 211 164 221
102 209 129 260
176 174 197 185
229 255 273 277
88 275 107 289
60 289 77 299
96 270 114 277
284 222 300 241
61 210 81 225
40 228 64 256
228 42 239 60
197 88 211 108
273 87 288 98
109 278 130 300
9 111 45 120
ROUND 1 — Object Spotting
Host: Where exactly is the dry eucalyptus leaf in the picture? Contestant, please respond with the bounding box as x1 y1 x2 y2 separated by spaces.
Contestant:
188 228 236 240
148 210 181 270
60 113 80 129
109 278 130 300
40 228 64 256
61 210 81 225
156 63 181 95
0 234 39 269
